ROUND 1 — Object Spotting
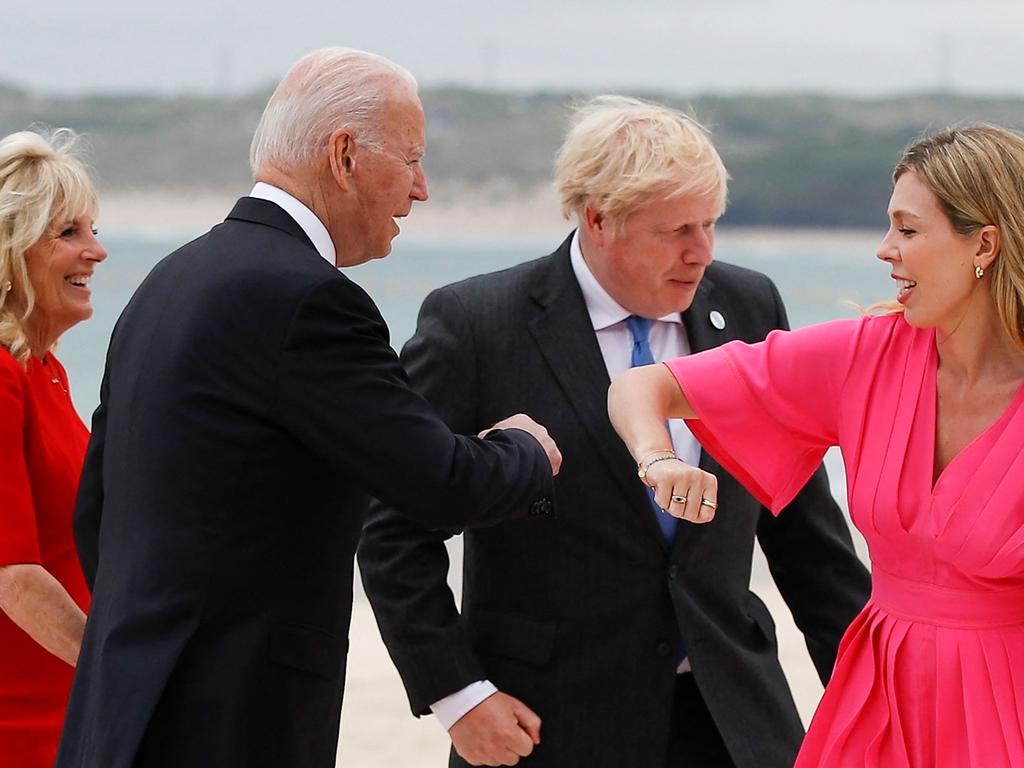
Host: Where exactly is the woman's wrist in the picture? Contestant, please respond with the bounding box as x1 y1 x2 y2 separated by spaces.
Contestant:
636 449 685 485
636 448 676 466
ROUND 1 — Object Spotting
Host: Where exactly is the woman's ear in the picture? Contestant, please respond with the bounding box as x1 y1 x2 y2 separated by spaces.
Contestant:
975 224 1001 272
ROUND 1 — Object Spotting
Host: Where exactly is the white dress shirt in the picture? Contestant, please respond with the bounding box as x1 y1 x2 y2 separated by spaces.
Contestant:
431 232 701 730
249 182 337 267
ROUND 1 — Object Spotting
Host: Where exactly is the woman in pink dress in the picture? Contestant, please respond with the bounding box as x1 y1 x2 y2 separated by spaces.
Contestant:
608 123 1024 767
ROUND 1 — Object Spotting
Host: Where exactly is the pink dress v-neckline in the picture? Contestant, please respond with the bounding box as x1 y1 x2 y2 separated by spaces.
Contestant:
922 335 1024 496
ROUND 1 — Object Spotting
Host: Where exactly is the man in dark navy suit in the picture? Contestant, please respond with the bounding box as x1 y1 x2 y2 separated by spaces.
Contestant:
57 47 560 768
359 96 871 767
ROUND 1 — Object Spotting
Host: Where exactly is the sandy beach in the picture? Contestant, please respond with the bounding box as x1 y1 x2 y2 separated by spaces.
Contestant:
96 183 571 243
97 185 880 250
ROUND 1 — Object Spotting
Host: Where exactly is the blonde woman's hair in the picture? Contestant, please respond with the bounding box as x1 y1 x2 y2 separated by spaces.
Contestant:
555 95 729 237
0 128 98 363
889 124 1024 350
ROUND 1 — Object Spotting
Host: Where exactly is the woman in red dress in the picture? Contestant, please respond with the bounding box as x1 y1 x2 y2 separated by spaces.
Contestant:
0 129 107 767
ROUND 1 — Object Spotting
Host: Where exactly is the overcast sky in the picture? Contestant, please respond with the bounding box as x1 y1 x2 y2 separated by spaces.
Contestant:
5 0 1022 97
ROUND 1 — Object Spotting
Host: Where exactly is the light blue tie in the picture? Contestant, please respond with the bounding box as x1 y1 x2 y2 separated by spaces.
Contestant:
626 316 679 545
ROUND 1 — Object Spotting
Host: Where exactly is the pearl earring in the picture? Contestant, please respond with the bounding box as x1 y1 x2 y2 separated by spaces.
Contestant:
975 265 985 279
1 280 11 293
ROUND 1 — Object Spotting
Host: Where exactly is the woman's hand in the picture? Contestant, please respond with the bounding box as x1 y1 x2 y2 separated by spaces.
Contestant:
643 457 719 524
608 364 716 523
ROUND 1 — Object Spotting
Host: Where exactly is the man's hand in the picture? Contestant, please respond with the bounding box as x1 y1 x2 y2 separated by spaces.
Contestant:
485 414 562 475
449 691 542 766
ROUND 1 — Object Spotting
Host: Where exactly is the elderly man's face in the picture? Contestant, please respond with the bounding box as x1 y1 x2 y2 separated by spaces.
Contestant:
585 190 721 318
348 95 428 262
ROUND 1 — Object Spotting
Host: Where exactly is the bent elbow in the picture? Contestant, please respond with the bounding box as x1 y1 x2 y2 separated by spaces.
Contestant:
0 563 34 613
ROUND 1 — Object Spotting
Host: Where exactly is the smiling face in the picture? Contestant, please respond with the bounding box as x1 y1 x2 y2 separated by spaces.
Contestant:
877 171 991 331
582 189 721 318
345 94 428 264
22 213 107 347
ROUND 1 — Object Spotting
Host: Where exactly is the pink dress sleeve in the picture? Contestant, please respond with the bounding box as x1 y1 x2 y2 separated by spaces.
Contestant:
0 354 42 565
665 318 863 514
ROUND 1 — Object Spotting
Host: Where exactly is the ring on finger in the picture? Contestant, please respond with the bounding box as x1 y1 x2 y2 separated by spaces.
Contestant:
670 494 688 504
699 497 718 509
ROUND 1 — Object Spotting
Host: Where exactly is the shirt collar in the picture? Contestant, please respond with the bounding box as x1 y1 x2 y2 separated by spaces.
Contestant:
569 230 683 331
249 182 337 267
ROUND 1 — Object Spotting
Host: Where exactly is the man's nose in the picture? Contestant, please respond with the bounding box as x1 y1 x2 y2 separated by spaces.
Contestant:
411 165 428 202
686 228 714 264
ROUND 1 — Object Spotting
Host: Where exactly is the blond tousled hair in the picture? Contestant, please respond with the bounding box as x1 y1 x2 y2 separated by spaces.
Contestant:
554 95 729 237
886 124 1024 350
0 128 98 363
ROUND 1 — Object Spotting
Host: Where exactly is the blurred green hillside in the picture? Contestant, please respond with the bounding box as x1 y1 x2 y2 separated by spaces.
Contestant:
2 82 1022 228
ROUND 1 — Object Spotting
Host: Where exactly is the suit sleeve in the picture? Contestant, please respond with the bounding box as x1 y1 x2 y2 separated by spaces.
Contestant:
277 274 551 530
753 281 870 684
358 285 493 716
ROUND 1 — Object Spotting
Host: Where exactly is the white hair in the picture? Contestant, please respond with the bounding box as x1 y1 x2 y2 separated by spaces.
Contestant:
249 47 418 173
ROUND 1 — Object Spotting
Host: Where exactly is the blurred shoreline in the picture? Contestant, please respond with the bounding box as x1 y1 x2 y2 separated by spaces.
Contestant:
98 186 881 246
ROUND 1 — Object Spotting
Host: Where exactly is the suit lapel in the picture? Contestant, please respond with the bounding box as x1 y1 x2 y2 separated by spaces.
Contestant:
681 273 730 354
527 236 668 550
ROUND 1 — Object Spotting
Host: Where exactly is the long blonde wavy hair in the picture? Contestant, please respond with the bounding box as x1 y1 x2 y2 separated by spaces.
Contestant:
0 128 98 363
880 124 1024 350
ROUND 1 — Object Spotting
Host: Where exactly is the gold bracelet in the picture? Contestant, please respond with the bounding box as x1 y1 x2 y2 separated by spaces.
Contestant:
637 452 684 484
636 448 676 468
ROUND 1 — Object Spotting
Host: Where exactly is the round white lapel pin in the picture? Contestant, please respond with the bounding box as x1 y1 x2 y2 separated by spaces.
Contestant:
709 310 726 330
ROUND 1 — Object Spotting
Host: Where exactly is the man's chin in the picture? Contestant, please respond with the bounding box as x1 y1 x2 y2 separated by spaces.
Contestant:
650 289 698 317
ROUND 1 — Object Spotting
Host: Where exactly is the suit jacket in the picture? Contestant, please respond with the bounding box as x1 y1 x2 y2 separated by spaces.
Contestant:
358 234 871 768
56 198 554 768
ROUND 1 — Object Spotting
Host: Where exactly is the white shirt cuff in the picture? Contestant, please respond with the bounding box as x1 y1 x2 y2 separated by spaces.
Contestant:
430 680 499 731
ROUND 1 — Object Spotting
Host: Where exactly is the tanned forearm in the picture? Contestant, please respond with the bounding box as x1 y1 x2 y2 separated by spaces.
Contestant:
608 364 696 461
0 563 86 666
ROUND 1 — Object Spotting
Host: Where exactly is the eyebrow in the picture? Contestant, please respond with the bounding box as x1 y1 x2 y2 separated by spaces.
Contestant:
888 209 922 220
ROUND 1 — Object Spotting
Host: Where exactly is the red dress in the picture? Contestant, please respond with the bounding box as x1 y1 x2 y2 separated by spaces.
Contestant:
0 349 90 767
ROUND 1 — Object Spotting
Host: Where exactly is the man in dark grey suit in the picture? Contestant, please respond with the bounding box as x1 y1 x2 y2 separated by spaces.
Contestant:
57 48 559 768
358 96 871 767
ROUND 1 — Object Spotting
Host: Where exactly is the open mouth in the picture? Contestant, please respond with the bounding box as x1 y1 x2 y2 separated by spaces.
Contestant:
896 278 916 303
65 274 91 290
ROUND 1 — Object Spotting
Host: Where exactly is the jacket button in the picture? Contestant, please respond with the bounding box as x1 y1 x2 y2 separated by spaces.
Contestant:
668 564 679 580
529 499 552 516
656 641 672 657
